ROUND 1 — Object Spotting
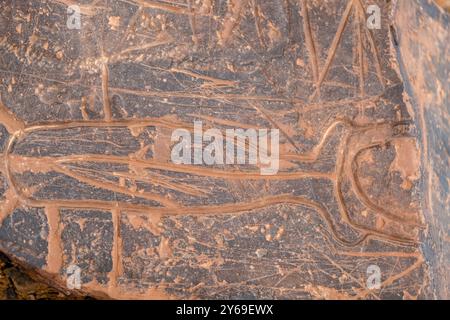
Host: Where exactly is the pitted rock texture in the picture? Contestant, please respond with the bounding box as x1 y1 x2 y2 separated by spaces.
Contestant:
0 0 439 299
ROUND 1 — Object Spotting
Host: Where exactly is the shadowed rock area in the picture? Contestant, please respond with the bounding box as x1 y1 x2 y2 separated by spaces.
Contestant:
0 251 90 299
0 0 447 299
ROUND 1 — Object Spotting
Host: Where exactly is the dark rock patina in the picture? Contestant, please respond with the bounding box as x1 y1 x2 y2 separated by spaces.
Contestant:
0 0 446 299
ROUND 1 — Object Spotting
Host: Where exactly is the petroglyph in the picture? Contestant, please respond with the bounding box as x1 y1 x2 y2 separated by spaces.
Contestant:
0 0 431 299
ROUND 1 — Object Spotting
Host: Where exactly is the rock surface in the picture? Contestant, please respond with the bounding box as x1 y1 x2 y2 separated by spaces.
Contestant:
393 0 449 299
0 0 446 299
0 251 88 299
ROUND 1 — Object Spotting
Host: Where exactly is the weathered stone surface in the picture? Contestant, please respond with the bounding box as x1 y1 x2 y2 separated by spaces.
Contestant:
393 0 449 299
0 0 445 299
